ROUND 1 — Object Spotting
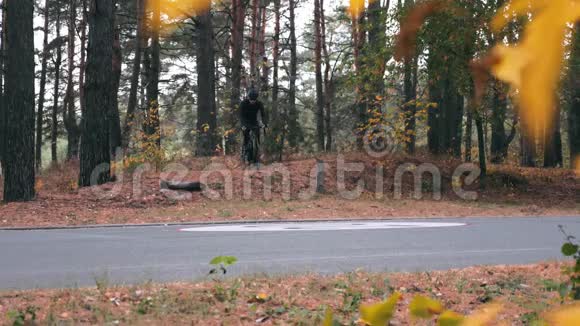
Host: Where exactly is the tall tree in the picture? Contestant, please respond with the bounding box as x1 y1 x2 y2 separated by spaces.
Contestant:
144 0 161 148
110 0 122 153
352 5 366 149
249 0 259 81
271 0 280 113
79 0 88 115
79 0 113 187
489 82 516 163
314 0 325 151
475 110 486 178
464 108 473 162
36 0 50 169
0 2 5 171
195 10 218 156
520 124 537 167
122 0 144 149
543 106 563 167
568 23 580 167
401 0 417 153
226 0 245 154
51 11 63 163
258 0 268 90
64 0 81 160
425 11 465 157
3 0 36 201
287 0 301 147
321 0 333 152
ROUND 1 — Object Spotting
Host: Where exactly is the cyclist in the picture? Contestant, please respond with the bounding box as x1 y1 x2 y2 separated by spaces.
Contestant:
240 89 268 164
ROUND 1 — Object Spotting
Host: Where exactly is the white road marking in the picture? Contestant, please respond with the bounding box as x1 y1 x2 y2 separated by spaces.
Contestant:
180 221 466 232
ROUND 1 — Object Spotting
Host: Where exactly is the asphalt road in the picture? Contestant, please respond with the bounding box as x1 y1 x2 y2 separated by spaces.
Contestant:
1 217 579 290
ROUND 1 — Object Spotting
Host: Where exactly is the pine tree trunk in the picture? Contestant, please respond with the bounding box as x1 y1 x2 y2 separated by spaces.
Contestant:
249 0 259 81
36 0 50 170
475 112 486 179
568 23 580 166
353 11 367 150
403 54 417 154
79 0 88 116
227 0 245 155
321 0 332 152
122 0 144 149
144 0 161 148
544 105 563 167
287 0 300 148
520 121 537 167
490 82 512 163
64 0 81 161
0 3 5 171
427 68 463 156
79 0 113 187
3 0 36 202
270 0 283 158
465 105 473 162
51 12 62 163
258 1 267 91
314 0 325 152
110 1 122 154
271 0 280 116
195 11 217 157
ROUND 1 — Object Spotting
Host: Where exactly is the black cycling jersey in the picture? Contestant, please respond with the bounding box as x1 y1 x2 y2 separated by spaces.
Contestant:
240 99 267 128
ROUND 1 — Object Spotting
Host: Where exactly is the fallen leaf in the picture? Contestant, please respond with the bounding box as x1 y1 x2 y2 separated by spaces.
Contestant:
395 0 446 61
359 292 402 326
410 295 444 318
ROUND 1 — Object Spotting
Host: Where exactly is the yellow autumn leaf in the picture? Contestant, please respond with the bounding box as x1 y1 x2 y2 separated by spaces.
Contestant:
359 292 401 326
437 310 464 326
546 304 580 326
322 307 334 326
490 45 531 89
490 0 580 138
461 303 503 326
35 179 44 192
349 0 378 18
491 0 550 31
409 295 444 319
147 0 212 28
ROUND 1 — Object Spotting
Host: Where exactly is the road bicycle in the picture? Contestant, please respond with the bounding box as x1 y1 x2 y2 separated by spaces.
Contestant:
242 125 265 165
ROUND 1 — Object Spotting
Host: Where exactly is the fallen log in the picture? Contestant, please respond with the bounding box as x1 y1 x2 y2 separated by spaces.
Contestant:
160 180 204 192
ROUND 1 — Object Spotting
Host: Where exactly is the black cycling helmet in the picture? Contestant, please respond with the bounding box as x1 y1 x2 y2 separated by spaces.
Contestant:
248 89 259 101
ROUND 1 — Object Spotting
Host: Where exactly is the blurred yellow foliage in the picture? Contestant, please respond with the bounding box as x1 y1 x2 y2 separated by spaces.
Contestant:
409 295 444 318
437 310 464 326
359 292 401 325
546 304 580 325
349 0 378 18
147 0 211 21
461 303 503 326
490 0 580 138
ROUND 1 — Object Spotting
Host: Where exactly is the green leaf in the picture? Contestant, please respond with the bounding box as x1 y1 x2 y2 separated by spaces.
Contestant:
562 243 578 256
210 255 238 266
558 282 571 300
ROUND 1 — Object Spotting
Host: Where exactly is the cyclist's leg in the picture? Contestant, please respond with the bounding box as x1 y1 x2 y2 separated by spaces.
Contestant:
254 128 261 164
242 129 251 163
